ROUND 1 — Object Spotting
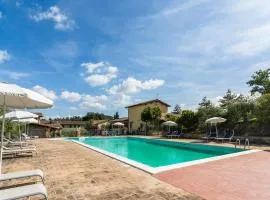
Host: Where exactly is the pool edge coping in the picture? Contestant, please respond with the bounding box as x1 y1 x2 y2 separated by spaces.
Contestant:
67 137 261 174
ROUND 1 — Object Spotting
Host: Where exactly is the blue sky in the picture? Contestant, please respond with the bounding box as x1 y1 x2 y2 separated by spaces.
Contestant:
0 0 269 118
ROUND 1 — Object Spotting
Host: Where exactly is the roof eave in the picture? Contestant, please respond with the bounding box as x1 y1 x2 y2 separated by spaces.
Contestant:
125 99 170 108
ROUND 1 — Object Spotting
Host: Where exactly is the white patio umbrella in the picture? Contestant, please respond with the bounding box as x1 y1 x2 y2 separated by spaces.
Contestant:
113 122 124 126
205 117 227 124
0 82 53 109
0 111 38 141
0 110 38 120
13 118 38 124
162 121 177 133
13 118 38 136
22 88 53 108
205 117 227 136
113 122 124 135
0 82 53 174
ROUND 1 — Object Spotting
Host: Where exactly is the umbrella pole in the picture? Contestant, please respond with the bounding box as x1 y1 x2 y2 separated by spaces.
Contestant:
24 107 27 135
18 120 22 148
19 121 21 142
0 98 6 175
216 124 218 137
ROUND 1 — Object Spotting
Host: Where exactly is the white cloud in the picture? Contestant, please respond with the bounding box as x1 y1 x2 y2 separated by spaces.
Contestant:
0 50 10 63
33 85 58 100
142 79 165 90
107 66 118 74
82 61 118 86
159 0 211 17
210 96 222 106
111 94 131 107
80 101 106 110
60 91 81 102
84 74 113 86
80 94 108 109
30 6 75 31
81 62 104 73
59 88 131 109
83 94 108 102
107 77 165 95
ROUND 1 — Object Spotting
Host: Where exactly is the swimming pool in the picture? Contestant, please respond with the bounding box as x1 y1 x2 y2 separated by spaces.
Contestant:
66 137 254 174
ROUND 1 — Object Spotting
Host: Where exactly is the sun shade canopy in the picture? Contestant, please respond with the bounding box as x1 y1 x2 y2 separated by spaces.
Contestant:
0 82 53 109
0 111 38 120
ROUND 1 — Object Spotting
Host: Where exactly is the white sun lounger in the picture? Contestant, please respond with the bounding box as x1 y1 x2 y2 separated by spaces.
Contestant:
215 130 235 143
4 138 34 147
0 169 44 183
0 183 48 200
3 145 36 151
22 133 31 140
166 131 183 139
2 146 37 156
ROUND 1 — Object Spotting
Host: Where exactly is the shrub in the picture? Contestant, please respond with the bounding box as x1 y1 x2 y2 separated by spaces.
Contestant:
177 110 198 132
225 100 255 128
141 106 162 132
61 128 77 137
196 106 223 130
255 93 270 124
80 128 88 136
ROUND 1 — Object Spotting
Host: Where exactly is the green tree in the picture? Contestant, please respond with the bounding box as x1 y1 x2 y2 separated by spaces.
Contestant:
0 106 19 138
151 106 162 128
151 107 162 121
82 112 113 121
141 107 152 133
69 116 83 121
197 97 222 129
166 114 178 122
172 104 181 114
226 100 255 126
85 120 93 131
198 96 212 108
255 94 270 124
113 112 119 119
247 69 270 95
177 110 198 131
219 89 238 108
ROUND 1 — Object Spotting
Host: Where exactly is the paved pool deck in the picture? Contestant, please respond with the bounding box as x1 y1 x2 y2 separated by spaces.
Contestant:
2 137 270 200
155 150 270 200
1 139 199 200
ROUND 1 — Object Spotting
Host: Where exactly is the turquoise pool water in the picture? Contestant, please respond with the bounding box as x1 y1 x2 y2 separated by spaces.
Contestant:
67 137 244 167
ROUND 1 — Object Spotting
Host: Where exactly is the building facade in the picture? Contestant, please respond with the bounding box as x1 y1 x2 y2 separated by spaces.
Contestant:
28 122 62 138
56 120 86 128
126 99 170 131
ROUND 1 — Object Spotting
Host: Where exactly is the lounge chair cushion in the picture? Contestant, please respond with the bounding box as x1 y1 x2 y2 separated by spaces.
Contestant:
0 183 48 200
3 146 36 151
0 169 44 183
